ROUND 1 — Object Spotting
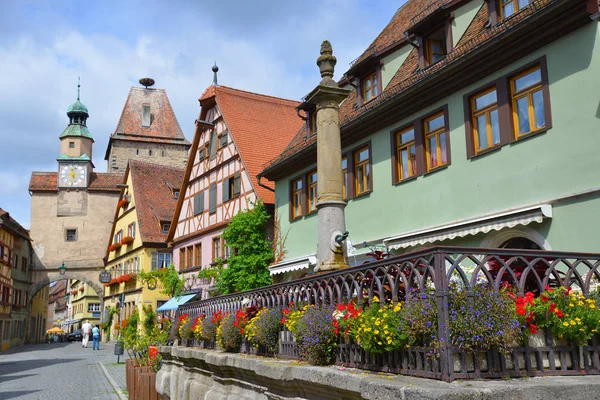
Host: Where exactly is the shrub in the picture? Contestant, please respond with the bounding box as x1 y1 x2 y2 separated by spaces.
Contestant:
352 301 406 354
293 306 337 365
180 318 193 342
199 317 216 341
177 314 190 340
400 291 438 347
448 283 520 353
245 308 283 354
192 315 204 340
217 314 242 352
332 302 362 338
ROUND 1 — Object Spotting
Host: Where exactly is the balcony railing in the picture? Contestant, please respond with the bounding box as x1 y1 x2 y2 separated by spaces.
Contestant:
178 246 600 381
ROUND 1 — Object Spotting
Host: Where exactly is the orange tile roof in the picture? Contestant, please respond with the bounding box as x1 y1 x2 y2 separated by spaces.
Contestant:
262 0 571 174
105 87 190 159
129 160 184 243
29 172 122 192
205 85 303 204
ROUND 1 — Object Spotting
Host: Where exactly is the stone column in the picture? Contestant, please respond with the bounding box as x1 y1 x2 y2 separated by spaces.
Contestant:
302 41 351 272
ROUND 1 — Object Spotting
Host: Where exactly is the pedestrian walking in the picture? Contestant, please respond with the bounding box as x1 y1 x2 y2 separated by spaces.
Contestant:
82 320 92 348
92 324 101 350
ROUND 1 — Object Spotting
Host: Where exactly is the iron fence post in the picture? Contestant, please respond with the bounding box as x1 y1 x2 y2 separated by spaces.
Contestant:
434 249 453 382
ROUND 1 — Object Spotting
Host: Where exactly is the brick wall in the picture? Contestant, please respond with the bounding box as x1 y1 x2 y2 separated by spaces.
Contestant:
107 141 189 173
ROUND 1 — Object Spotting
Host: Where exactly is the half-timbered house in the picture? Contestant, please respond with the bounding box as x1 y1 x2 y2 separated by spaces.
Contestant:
167 84 302 298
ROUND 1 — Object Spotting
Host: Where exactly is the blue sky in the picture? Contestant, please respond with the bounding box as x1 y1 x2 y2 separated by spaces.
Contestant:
0 0 403 228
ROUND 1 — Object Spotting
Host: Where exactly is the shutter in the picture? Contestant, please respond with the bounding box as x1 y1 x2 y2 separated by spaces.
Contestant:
194 192 204 215
235 175 242 196
223 179 230 202
209 130 217 159
151 252 158 271
198 147 205 161
132 222 136 238
209 184 217 213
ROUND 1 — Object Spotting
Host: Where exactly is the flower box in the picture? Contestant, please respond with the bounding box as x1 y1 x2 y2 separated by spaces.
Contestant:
118 198 130 209
117 274 132 283
109 243 122 252
79 287 84 292
121 236 134 245
110 278 119 286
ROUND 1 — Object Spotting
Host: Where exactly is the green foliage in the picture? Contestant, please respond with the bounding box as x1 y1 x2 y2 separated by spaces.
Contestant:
352 301 406 354
104 306 118 341
138 264 185 298
216 314 243 352
122 310 140 358
142 305 158 337
211 201 273 295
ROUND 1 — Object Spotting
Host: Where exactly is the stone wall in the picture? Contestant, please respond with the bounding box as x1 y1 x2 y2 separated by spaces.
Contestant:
156 346 600 400
107 141 189 173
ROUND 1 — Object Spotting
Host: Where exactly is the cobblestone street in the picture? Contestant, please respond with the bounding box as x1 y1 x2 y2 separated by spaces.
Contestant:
0 342 127 400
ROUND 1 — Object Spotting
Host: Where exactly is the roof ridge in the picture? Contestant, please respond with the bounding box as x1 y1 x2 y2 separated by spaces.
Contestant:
218 85 300 106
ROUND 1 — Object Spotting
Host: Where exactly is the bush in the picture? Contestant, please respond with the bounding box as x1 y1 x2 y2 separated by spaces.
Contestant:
293 306 337 365
199 317 216 341
245 308 283 354
400 291 438 347
352 300 406 354
217 314 242 352
449 283 520 353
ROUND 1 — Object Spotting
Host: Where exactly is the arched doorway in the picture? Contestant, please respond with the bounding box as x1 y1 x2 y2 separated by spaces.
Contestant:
499 237 542 250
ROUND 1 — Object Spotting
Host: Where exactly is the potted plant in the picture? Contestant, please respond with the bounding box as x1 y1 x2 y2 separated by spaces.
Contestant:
121 236 134 245
118 197 130 209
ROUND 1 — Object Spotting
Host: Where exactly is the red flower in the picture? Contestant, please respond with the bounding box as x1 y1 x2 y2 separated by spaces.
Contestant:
336 304 345 311
148 346 159 359
288 301 294 307
541 295 548 303
282 308 290 315
507 292 515 299
281 317 287 324
525 313 534 323
565 286 572 296
544 285 554 292
556 310 564 318
516 307 526 315
529 324 538 334
549 303 556 312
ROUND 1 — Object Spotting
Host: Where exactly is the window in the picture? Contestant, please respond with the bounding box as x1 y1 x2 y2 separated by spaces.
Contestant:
13 254 18 269
218 132 228 148
152 253 172 270
136 149 139 155
499 0 529 20
88 303 100 312
194 192 205 215
396 127 417 181
425 28 447 65
362 72 379 102
307 171 318 213
199 144 209 162
209 130 218 159
471 88 500 153
209 184 217 214
195 244 202 267
179 248 186 269
511 66 546 138
291 178 303 219
127 222 136 238
341 157 348 200
223 173 241 202
424 112 448 171
212 237 221 262
174 190 180 200
149 149 152 156
114 230 123 244
161 222 170 234
134 257 139 274
66 229 77 242
21 257 27 271
354 146 371 196
223 239 232 260
142 105 151 127
69 142 75 148
186 247 193 269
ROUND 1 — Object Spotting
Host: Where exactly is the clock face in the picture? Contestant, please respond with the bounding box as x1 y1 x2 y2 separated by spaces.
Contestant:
59 164 87 187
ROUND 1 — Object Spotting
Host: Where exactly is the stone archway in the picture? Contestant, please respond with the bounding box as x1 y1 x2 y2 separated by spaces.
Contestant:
29 270 105 304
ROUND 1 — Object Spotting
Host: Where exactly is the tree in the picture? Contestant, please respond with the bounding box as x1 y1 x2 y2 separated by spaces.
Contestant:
138 264 185 298
200 201 273 295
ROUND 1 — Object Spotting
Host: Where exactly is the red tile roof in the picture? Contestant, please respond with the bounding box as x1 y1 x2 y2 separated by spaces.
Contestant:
29 172 122 192
262 0 572 174
105 86 190 159
203 86 303 204
129 160 184 243
0 208 30 240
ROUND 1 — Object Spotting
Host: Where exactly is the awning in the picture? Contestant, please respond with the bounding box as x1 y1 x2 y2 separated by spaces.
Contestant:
156 294 196 312
269 255 317 276
383 204 552 250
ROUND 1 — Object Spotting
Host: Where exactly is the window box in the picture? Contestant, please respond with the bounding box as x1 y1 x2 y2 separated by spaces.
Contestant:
121 236 134 246
118 198 130 209
78 287 84 292
109 243 122 252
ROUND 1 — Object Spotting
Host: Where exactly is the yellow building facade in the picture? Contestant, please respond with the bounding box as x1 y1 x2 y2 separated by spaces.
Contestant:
104 161 183 337
0 223 15 351
68 279 101 331
30 286 48 344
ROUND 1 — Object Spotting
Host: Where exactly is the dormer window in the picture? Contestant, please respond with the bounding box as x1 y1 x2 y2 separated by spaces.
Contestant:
142 104 151 127
499 0 530 20
425 28 447 65
361 71 380 102
174 190 180 200
161 222 170 234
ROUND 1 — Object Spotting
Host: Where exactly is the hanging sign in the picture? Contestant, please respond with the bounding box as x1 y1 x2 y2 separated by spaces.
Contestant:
99 272 112 283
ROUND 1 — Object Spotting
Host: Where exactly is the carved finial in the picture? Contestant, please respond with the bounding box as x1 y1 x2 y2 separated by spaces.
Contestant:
317 40 337 86
212 62 219 86
77 77 81 101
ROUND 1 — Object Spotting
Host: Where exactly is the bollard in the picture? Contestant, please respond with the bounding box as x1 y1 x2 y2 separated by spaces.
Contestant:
114 340 124 363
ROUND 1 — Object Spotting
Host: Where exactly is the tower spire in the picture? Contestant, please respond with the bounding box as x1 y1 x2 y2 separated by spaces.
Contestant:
212 62 219 86
77 77 81 101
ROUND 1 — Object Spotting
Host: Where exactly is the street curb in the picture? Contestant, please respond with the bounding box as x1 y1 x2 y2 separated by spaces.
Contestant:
98 361 128 400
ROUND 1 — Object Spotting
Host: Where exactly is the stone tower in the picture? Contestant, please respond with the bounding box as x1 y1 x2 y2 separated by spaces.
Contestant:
104 78 191 173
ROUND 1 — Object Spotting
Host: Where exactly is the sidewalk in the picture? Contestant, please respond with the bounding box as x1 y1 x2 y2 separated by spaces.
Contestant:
88 341 129 400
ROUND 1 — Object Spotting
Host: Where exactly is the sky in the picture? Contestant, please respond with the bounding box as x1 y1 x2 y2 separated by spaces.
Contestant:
0 0 403 228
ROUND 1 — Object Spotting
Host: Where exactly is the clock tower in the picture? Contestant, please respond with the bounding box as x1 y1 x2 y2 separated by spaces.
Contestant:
57 79 93 188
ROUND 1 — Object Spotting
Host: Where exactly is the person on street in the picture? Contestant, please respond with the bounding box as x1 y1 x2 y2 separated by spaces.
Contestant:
81 320 92 348
92 324 101 350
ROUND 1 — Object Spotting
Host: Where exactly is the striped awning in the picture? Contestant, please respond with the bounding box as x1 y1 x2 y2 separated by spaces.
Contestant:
383 204 552 250
156 294 196 312
269 255 317 276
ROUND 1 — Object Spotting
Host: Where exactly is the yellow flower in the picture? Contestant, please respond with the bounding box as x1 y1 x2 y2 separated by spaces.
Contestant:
393 303 402 312
378 341 382 345
563 322 569 327
384 330 389 335
578 301 584 306
372 296 380 303
591 305 596 309
569 303 574 307
387 339 392 344
374 330 379 335
570 320 576 326
384 325 389 329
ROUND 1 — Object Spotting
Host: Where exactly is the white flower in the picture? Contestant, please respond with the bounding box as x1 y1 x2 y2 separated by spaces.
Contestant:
241 298 250 306
332 310 344 320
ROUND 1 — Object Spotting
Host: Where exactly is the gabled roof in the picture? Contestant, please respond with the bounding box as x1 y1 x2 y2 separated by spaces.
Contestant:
261 0 592 178
104 86 191 160
0 208 30 241
200 85 302 203
127 160 184 243
28 172 122 192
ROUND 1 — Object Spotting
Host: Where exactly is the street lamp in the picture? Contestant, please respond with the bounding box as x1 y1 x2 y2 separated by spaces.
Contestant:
58 262 67 276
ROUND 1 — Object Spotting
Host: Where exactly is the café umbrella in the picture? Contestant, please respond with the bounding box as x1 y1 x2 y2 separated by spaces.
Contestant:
46 327 65 334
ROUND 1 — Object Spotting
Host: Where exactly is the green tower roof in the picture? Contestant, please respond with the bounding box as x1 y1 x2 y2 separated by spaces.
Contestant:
67 99 88 114
59 123 94 140
56 153 91 162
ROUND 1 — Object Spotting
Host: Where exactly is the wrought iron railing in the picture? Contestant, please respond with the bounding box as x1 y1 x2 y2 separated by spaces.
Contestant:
178 246 600 381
